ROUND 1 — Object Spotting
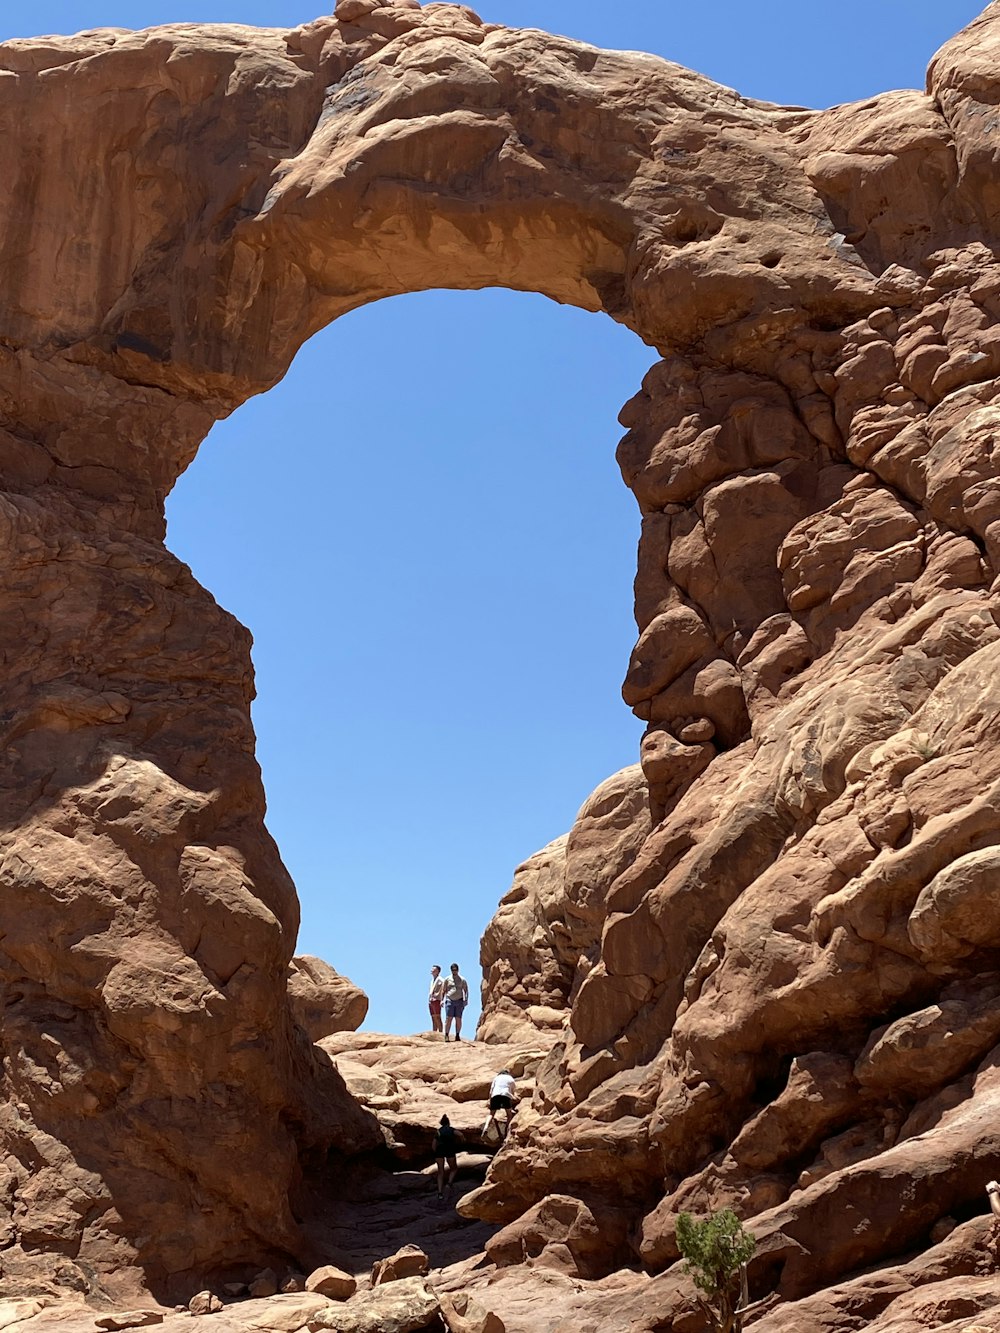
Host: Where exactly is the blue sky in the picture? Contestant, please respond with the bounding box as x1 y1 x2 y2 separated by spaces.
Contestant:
4 2 985 1033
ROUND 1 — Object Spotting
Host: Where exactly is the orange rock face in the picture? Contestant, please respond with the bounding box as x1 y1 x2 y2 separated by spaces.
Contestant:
3 0 1000 1325
287 956 368 1042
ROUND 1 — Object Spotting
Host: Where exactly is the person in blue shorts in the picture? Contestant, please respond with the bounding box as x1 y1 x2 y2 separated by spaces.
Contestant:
443 962 469 1041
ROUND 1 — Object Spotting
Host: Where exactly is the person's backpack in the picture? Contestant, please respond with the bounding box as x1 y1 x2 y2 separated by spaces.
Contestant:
434 1125 458 1156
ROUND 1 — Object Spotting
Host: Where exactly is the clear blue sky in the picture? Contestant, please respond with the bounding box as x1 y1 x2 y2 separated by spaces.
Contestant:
4 3 985 1033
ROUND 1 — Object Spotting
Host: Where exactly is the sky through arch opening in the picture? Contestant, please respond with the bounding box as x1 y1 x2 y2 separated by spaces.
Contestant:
165 287 654 1033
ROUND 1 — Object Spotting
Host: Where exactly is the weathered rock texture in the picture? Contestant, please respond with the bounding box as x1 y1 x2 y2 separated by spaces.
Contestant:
4 0 1000 1327
320 1030 553 1161
288 955 368 1041
478 765 650 1044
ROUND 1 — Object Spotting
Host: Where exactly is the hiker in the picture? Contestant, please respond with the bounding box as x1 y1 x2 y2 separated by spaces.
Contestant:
434 1114 459 1197
443 963 469 1042
487 1068 517 1141
428 964 445 1034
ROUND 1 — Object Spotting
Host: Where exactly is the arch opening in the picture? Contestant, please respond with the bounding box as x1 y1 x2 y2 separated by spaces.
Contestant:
165 286 654 1033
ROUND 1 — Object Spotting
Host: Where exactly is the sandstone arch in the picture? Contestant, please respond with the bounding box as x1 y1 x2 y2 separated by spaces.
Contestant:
4 1 1000 1320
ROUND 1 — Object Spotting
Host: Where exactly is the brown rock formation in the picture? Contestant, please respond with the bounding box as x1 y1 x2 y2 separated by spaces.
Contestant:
477 765 650 1044
288 956 368 1042
4 1 1000 1327
319 1030 553 1161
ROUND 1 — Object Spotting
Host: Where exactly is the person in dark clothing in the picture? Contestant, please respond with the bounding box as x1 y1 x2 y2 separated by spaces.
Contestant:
434 1114 459 1197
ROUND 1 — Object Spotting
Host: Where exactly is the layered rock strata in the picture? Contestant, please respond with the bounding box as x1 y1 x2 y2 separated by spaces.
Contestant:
2 0 1000 1326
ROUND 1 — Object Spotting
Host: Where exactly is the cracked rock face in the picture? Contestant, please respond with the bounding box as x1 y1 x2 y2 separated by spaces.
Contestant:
3 0 1000 1324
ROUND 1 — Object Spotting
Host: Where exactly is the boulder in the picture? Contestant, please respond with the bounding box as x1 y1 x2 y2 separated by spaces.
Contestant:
370 1245 429 1286
438 1292 506 1333
249 1271 279 1300
304 1268 356 1301
245 1295 335 1333
288 957 369 1042
188 1293 222 1316
485 1194 629 1280
309 1278 440 1333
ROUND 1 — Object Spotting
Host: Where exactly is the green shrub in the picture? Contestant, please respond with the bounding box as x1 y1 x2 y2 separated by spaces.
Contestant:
676 1208 756 1333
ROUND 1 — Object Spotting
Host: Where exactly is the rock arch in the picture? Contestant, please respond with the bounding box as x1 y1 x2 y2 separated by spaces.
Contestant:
3 0 1000 1314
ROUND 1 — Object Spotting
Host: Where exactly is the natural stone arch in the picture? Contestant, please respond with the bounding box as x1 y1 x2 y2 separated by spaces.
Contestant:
0 4 876 509
3 0 1000 1305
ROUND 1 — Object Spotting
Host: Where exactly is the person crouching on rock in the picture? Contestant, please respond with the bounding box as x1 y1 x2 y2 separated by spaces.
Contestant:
434 1114 459 1198
428 964 445 1034
443 962 469 1041
488 1069 517 1141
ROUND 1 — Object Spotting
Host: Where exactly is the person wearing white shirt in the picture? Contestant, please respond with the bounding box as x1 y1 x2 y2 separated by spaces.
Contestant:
487 1069 517 1141
443 963 469 1041
428 964 445 1034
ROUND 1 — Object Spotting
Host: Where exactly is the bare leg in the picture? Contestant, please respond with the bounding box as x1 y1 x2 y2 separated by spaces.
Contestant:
446 1156 457 1190
444 1013 453 1040
436 1159 445 1197
455 1010 463 1040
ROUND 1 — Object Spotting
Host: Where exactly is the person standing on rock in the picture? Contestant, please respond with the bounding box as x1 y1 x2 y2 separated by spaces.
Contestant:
428 964 445 1034
488 1069 517 1141
443 962 469 1041
433 1114 459 1198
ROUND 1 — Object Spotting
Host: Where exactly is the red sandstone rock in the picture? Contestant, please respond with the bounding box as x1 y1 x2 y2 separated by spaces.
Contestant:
287 956 368 1041
249 1271 279 1300
4 5 1000 1331
318 1031 554 1161
310 1277 439 1333
370 1245 429 1286
477 765 650 1044
95 1314 165 1330
485 1193 630 1280
187 1292 221 1315
304 1267 356 1300
438 1291 505 1333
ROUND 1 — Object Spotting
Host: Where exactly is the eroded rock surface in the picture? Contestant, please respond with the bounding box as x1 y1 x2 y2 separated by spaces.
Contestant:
478 765 650 1044
320 1030 554 1161
5 1 1000 1329
288 956 369 1041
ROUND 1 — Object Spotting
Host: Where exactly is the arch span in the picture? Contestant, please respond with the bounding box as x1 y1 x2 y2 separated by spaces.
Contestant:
0 4 873 509
1 0 999 1299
